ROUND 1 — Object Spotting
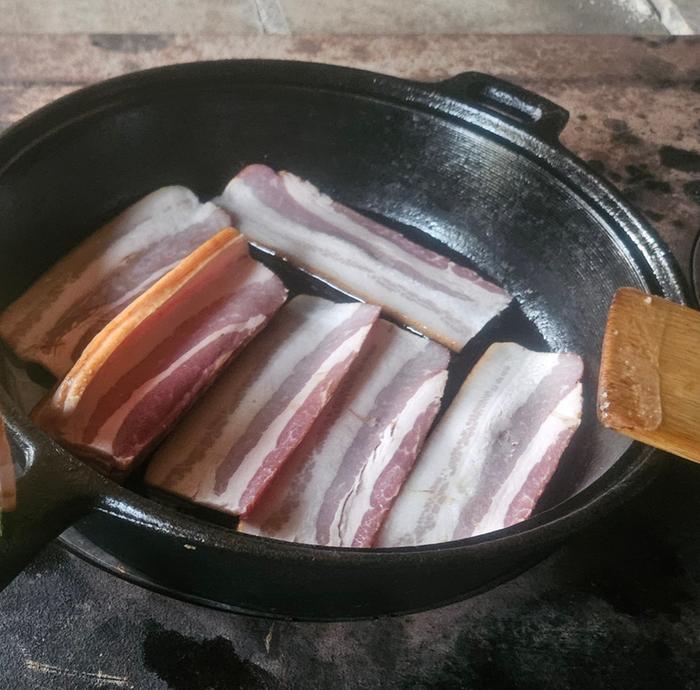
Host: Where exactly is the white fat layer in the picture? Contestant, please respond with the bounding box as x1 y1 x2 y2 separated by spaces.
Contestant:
147 297 372 512
334 370 448 546
57 242 251 418
376 343 573 547
470 383 582 537
240 324 444 544
1 187 198 342
0 420 15 505
52 202 227 374
210 323 372 513
90 314 266 457
222 173 509 348
2 189 230 376
55 257 182 360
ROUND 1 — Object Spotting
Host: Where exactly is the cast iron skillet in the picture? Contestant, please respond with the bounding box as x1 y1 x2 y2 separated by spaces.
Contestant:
0 61 691 620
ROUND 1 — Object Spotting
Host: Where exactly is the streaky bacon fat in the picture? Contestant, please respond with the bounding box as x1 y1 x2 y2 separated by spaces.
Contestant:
0 186 231 377
376 342 583 546
218 165 511 351
239 320 450 547
33 228 287 477
145 295 380 517
0 417 16 512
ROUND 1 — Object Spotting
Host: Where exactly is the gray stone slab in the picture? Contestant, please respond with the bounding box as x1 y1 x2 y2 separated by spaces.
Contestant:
0 0 672 35
280 0 667 34
0 0 262 34
672 0 700 31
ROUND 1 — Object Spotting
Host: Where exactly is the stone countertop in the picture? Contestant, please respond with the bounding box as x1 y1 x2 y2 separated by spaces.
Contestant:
0 34 699 690
0 0 678 35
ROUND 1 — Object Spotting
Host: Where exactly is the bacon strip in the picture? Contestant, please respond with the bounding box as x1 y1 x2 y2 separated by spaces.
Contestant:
376 343 583 547
218 165 511 351
239 320 449 547
0 417 16 512
0 186 231 377
145 296 380 517
33 229 287 477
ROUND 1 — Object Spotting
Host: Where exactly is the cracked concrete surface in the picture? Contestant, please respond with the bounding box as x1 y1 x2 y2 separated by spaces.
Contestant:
0 0 695 35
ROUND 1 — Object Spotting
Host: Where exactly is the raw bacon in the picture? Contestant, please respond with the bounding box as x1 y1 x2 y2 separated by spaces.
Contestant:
145 296 380 517
0 417 16 512
218 165 511 351
239 321 449 547
376 343 583 547
0 186 231 377
33 229 287 477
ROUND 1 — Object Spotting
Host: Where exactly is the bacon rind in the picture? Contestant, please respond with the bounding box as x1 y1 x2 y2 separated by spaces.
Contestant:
0 186 231 377
238 320 449 547
145 295 380 517
218 165 512 352
0 417 16 512
376 342 583 547
32 228 287 477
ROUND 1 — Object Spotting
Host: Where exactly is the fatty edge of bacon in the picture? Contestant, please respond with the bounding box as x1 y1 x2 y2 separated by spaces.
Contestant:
376 342 583 547
0 186 231 377
238 320 450 547
218 164 511 352
32 228 288 476
144 295 381 517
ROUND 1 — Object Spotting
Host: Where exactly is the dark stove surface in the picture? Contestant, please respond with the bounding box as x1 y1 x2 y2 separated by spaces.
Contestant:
0 33 698 690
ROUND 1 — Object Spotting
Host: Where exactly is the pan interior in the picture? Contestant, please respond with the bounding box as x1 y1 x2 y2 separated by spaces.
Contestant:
0 78 649 534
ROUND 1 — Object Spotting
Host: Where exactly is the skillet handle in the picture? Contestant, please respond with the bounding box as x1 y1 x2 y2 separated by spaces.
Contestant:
435 71 569 144
0 418 102 590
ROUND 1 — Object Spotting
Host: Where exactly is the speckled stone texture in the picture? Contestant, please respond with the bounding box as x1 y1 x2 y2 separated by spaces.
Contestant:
0 0 670 34
0 35 699 690
675 0 700 31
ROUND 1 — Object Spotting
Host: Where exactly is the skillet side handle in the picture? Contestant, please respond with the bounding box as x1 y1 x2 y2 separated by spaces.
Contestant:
0 428 101 591
435 71 569 144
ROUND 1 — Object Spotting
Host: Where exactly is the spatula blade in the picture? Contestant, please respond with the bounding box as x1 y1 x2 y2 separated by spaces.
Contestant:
598 287 700 463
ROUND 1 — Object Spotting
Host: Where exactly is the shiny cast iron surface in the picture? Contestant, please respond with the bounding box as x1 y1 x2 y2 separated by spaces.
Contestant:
0 61 689 619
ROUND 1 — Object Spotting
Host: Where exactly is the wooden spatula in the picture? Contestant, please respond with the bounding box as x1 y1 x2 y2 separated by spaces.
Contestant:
598 287 700 462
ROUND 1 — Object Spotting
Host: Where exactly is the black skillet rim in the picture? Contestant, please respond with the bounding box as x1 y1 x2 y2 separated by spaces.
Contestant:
0 59 690 601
